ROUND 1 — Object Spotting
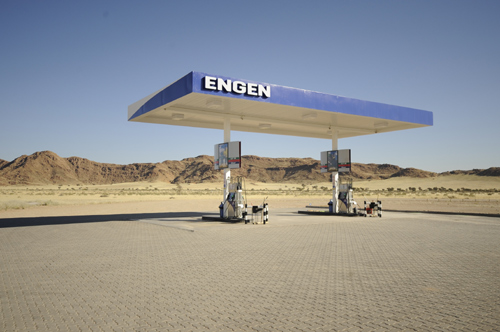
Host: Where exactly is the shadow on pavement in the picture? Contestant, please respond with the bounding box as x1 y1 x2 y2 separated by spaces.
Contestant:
0 212 207 229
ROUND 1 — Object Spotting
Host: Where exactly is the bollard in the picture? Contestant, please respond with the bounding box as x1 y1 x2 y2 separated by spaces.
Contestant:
263 203 269 224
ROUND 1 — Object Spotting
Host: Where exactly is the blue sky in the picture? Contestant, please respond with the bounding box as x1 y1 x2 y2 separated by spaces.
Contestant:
1 0 499 173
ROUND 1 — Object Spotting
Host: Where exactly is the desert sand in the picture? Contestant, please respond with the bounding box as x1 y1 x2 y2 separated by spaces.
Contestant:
1 178 499 219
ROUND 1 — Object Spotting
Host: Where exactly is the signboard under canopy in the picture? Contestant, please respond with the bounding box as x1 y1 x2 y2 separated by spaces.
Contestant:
214 141 241 170
321 149 351 173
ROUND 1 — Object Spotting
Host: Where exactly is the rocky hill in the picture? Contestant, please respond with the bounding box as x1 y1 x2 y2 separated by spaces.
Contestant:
0 159 8 169
440 168 500 177
0 151 496 186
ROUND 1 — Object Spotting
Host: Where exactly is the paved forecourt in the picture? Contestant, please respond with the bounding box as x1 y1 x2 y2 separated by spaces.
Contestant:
1 210 499 331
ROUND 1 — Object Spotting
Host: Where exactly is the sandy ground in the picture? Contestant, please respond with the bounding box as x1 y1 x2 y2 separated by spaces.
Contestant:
1 178 499 218
1 195 499 219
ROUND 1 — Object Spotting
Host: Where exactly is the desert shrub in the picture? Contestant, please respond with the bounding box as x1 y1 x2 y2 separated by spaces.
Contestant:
40 200 58 206
0 201 28 211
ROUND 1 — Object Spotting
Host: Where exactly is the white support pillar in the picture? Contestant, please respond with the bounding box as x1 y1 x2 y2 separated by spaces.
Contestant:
223 117 231 218
224 117 231 142
332 130 339 213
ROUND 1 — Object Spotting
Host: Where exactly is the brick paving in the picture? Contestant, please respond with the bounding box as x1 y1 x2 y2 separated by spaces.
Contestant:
1 209 499 331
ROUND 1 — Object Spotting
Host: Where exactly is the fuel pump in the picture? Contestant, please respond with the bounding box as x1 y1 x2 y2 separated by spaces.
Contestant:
337 177 358 214
223 176 247 219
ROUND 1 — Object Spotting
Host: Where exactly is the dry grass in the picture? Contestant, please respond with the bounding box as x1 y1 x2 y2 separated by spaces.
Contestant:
1 175 499 215
0 181 331 211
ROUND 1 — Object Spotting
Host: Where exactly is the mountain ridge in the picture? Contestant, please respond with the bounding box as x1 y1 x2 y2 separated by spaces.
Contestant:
0 151 497 186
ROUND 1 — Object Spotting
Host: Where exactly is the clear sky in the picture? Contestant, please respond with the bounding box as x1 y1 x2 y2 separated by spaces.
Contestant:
1 0 499 173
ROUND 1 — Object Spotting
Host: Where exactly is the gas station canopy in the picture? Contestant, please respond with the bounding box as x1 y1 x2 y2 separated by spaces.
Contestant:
128 71 433 139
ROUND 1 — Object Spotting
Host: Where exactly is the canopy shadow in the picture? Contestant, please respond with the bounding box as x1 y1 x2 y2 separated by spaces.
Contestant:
0 212 207 229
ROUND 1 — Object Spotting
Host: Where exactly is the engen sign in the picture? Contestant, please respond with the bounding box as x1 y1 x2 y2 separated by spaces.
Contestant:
204 76 271 98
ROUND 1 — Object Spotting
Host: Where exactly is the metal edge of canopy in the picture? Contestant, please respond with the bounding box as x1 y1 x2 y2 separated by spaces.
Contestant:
128 71 433 129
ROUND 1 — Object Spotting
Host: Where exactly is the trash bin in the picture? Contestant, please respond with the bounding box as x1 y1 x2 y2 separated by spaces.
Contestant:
219 202 224 218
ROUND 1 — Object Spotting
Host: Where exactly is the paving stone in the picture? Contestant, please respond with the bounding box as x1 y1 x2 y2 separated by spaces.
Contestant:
1 210 499 331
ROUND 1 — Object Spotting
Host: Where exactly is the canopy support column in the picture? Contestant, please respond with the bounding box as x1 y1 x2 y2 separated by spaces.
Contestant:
332 130 339 213
224 117 231 142
223 117 231 218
